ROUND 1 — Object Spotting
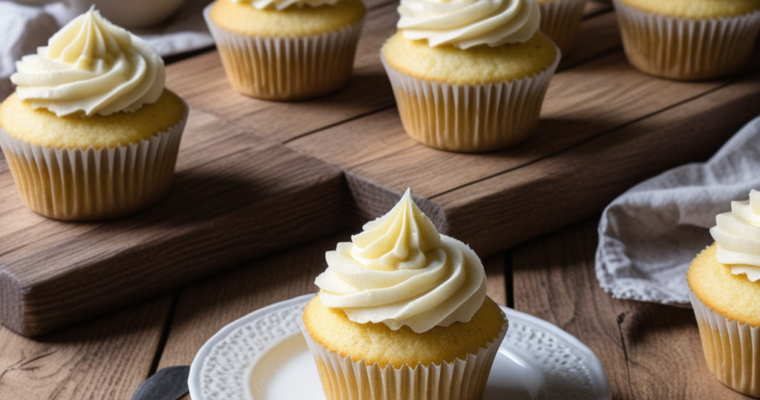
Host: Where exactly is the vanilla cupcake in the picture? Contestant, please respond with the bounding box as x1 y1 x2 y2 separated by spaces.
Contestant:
205 0 366 100
0 8 188 221
613 0 760 81
688 190 760 397
381 0 560 152
536 0 590 54
302 189 508 400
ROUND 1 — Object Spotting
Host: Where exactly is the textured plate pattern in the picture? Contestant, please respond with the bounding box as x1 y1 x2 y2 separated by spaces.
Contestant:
192 295 609 400
507 317 595 399
200 302 305 400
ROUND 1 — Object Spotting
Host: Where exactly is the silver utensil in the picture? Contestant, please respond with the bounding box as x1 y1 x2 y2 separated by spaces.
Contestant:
131 366 190 400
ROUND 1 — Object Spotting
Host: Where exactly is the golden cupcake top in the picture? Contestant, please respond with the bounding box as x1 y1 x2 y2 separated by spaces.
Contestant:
210 0 366 37
10 7 165 117
397 0 541 49
687 244 760 327
0 90 185 149
710 190 760 282
230 0 338 10
315 189 488 333
303 295 505 367
382 30 557 84
619 0 760 19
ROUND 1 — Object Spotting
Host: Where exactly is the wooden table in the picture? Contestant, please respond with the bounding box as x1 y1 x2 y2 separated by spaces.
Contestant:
1 0 758 398
0 217 748 399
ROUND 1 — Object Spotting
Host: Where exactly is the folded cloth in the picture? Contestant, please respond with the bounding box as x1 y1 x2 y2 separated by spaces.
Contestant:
0 0 214 101
596 115 760 306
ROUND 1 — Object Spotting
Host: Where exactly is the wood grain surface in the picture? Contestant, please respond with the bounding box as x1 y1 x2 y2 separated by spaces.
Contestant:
2 0 758 344
511 218 745 399
435 68 760 255
0 109 345 336
0 294 172 400
1 0 755 397
0 216 746 399
168 2 759 260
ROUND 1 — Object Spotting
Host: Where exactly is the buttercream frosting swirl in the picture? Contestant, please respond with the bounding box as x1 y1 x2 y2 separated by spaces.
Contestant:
315 189 487 333
11 8 165 117
230 0 338 11
710 190 760 282
397 0 541 49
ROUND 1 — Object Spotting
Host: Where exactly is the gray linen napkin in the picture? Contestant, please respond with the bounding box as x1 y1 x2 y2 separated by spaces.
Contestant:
596 115 760 306
0 0 214 100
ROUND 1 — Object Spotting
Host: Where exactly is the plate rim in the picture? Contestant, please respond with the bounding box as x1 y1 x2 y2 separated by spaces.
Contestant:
188 293 611 400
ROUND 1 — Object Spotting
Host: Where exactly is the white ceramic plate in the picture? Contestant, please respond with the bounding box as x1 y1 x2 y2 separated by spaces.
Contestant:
189 295 610 400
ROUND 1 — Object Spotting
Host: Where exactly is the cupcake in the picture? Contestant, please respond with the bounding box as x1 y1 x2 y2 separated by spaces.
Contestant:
204 0 366 100
613 0 760 81
381 0 560 152
0 8 188 221
688 190 760 397
302 189 508 400
536 0 590 54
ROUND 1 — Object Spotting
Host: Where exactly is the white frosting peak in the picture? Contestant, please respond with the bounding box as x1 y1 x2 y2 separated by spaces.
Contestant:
316 189 487 333
710 190 760 282
397 0 541 49
11 8 164 117
230 0 338 11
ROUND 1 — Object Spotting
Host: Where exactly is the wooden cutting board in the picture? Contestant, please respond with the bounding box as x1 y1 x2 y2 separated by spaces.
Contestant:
172 1 760 256
2 0 759 336
0 110 345 336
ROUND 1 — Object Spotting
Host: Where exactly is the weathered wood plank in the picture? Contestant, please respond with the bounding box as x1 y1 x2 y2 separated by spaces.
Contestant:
291 54 753 199
0 294 172 400
434 67 760 255
0 109 345 336
511 218 744 399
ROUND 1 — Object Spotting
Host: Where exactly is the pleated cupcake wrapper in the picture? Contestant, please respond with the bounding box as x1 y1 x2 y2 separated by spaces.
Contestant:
204 6 364 101
613 0 760 81
381 46 560 153
300 319 507 400
689 290 760 398
538 0 589 54
0 104 188 221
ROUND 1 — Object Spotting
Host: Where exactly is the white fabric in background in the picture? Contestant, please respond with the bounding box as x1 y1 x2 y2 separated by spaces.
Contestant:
0 0 214 100
596 116 760 306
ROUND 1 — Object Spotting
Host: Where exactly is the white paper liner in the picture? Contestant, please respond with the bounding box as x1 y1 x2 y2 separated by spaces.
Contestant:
613 0 760 81
689 290 760 397
538 0 590 54
0 101 188 221
204 5 364 100
300 315 508 400
381 40 560 153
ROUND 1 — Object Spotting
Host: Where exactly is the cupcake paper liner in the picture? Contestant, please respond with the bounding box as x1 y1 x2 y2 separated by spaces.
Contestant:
381 43 560 153
204 6 364 101
0 103 188 221
613 0 760 81
689 290 760 397
301 317 508 400
538 0 590 55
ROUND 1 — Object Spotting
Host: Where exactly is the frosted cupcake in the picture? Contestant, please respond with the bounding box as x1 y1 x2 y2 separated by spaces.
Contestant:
536 0 590 54
0 8 188 221
688 190 760 397
381 0 560 152
613 0 760 81
205 0 366 100
302 189 508 400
